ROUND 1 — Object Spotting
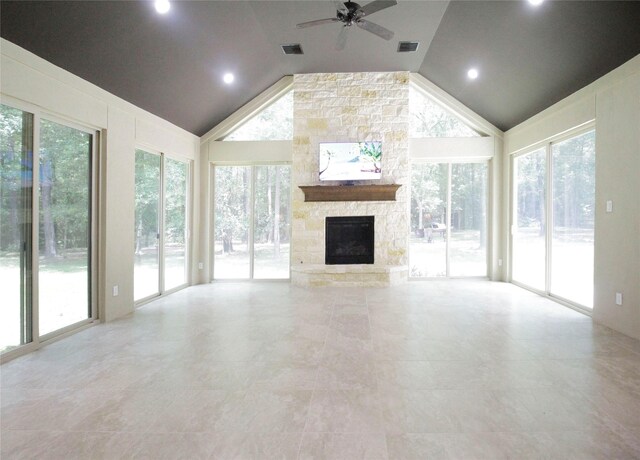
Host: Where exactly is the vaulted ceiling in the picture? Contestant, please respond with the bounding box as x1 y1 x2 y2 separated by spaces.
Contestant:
2 1 639 136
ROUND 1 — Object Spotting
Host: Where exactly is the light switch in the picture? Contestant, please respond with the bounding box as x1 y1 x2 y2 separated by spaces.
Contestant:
112 285 119 297
606 200 613 213
616 292 623 305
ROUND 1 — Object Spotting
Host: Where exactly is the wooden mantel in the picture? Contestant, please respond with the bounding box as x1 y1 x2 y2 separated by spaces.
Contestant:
299 184 401 202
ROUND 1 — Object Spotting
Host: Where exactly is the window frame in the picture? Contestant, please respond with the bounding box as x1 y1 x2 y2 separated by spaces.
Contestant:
509 123 596 314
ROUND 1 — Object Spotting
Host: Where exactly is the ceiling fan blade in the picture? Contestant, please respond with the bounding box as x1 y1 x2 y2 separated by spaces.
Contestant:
296 17 339 29
359 0 397 17
356 19 394 40
335 26 349 50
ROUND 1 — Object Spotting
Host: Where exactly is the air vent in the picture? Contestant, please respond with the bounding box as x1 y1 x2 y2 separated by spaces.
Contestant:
397 41 419 53
281 44 303 55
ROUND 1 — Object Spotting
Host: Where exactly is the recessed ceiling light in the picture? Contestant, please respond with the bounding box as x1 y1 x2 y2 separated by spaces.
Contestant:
223 73 235 84
154 0 170 14
528 0 544 6
467 68 479 80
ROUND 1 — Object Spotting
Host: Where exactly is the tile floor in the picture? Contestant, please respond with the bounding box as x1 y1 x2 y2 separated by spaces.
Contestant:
2 280 640 459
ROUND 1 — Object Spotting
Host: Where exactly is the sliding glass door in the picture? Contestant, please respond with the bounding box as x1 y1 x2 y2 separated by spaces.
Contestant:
511 129 595 309
512 148 546 291
134 150 161 300
214 166 251 279
164 158 189 290
0 105 33 353
550 132 595 307
409 163 448 277
253 165 291 279
450 163 488 276
134 150 190 302
1 104 97 355
38 119 94 336
410 162 487 278
213 164 291 280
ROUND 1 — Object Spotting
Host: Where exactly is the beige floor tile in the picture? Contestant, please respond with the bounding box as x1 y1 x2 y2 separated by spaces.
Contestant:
377 389 457 434
248 361 319 391
2 388 98 431
547 430 640 459
512 387 621 432
221 389 313 433
254 338 326 364
2 280 640 459
299 432 388 459
130 432 218 459
385 433 451 459
374 360 437 390
67 389 177 433
209 432 301 459
577 381 640 427
372 337 483 361
146 389 239 433
316 348 378 390
443 389 538 433
0 430 68 459
305 390 384 433
444 432 558 459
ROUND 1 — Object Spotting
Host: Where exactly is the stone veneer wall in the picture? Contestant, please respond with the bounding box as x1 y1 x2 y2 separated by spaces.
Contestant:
291 72 410 286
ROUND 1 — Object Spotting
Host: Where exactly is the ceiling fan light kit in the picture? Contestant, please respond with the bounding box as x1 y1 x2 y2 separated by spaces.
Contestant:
297 0 397 50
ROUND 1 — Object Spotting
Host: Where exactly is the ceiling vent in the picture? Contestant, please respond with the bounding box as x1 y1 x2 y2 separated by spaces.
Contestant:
281 44 303 55
397 41 419 53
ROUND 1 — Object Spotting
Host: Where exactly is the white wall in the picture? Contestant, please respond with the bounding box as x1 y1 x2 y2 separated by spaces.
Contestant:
505 54 640 340
0 39 200 323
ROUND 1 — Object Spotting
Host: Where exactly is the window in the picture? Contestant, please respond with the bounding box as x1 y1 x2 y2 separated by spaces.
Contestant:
134 150 190 301
410 162 487 277
511 129 595 309
409 87 481 138
224 91 293 141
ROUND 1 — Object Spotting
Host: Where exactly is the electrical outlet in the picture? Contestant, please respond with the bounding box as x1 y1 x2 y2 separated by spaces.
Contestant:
112 285 119 297
198 262 204 270
606 200 613 213
615 292 623 305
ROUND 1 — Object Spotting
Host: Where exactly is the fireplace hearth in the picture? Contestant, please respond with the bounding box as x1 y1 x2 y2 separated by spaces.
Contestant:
325 216 374 265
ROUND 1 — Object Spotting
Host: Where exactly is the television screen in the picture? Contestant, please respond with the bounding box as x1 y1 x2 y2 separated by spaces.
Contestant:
319 142 382 181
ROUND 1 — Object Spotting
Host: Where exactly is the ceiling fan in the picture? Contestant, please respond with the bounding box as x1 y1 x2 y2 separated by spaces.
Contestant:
296 0 397 50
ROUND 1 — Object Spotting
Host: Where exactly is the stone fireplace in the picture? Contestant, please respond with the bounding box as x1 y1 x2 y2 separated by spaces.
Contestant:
290 71 410 287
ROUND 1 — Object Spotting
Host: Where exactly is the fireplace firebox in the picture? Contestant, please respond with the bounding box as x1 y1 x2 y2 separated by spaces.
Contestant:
325 216 374 265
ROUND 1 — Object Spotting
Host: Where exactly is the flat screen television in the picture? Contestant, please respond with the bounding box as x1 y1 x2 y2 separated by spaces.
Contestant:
319 142 382 181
